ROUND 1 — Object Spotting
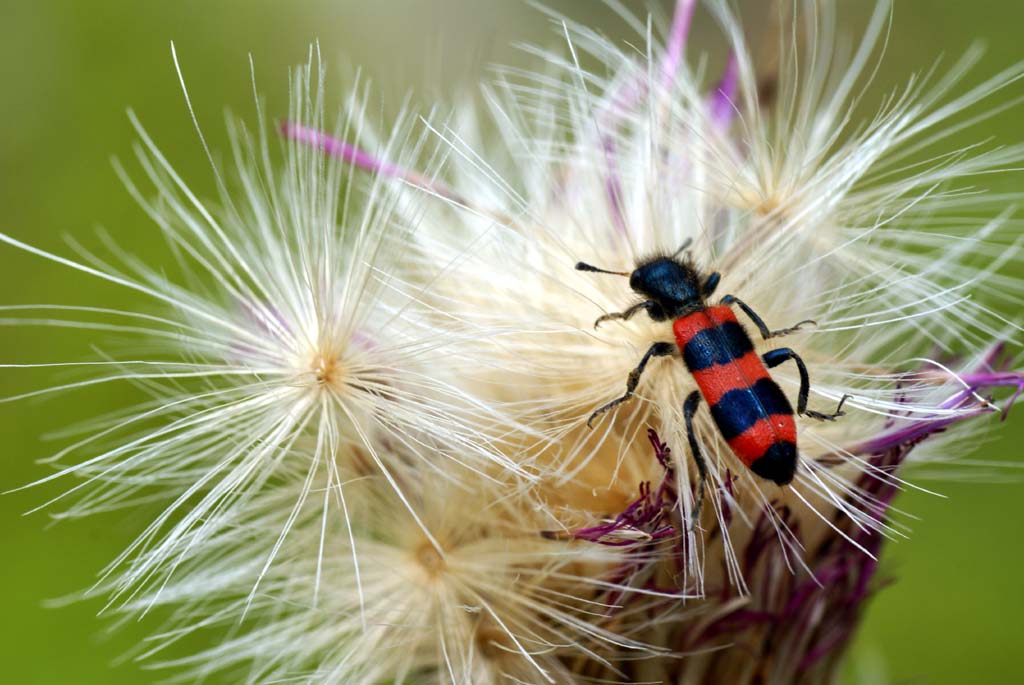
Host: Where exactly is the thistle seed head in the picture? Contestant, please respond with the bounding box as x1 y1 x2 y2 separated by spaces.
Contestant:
5 1 1024 683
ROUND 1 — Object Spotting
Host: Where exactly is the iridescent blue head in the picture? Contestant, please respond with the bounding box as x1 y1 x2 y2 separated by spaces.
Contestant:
576 242 720 321
628 256 715 319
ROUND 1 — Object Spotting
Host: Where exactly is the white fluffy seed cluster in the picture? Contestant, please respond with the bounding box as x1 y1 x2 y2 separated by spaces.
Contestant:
4 2 1023 683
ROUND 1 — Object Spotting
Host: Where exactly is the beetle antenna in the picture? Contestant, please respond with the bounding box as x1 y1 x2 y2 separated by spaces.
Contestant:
671 238 693 258
575 262 630 276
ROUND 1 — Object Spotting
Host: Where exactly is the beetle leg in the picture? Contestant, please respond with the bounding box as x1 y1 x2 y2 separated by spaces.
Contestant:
594 300 665 328
586 342 675 428
722 294 815 340
683 390 708 530
805 394 851 421
762 347 850 420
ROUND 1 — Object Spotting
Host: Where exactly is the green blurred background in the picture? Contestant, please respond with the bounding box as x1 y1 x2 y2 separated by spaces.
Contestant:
0 1 1021 683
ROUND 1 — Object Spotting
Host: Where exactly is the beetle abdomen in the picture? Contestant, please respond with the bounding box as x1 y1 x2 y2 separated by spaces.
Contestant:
673 306 798 485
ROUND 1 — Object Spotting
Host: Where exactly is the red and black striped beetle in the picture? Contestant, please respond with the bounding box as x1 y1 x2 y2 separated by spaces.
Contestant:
577 240 848 518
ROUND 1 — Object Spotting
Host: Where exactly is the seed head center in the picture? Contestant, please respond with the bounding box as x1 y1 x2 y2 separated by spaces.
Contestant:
312 351 344 387
414 542 447 578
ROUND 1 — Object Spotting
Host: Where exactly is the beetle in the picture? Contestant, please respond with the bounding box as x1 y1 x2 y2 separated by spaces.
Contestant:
576 240 848 520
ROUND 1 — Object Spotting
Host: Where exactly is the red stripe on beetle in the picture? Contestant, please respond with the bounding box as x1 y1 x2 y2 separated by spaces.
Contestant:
672 310 715 347
727 415 797 465
704 305 740 327
690 350 771 405
671 305 740 347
